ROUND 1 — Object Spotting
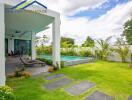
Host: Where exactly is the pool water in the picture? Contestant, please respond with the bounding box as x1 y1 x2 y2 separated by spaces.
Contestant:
38 55 89 61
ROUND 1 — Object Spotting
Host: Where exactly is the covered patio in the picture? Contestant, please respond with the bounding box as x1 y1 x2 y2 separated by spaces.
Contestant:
0 0 61 86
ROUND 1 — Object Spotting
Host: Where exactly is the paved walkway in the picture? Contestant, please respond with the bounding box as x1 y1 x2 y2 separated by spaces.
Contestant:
44 77 72 90
65 81 95 96
6 62 49 76
128 96 132 100
85 91 114 100
44 74 132 100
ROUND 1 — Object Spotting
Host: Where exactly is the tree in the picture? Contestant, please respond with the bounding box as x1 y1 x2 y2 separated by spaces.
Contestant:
35 35 49 47
114 37 129 63
61 37 75 48
41 35 49 46
123 19 132 45
96 36 112 60
82 36 95 47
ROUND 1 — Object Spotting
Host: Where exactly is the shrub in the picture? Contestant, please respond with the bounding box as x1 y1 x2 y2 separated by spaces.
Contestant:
37 58 52 65
14 67 25 77
37 58 64 68
0 86 15 100
61 48 78 56
21 71 32 78
36 46 52 55
79 50 93 57
7 67 31 78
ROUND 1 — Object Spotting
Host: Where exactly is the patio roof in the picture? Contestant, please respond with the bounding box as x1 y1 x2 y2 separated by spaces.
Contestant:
0 0 61 86
5 5 54 39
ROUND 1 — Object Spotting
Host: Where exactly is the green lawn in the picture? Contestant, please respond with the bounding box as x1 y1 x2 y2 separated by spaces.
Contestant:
7 61 132 100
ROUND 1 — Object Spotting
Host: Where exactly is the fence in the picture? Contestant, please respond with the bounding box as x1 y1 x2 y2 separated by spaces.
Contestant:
61 45 132 63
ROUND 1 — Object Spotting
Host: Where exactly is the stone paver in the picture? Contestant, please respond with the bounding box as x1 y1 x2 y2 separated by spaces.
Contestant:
128 96 132 100
44 77 72 90
65 81 96 96
45 74 65 80
85 91 114 100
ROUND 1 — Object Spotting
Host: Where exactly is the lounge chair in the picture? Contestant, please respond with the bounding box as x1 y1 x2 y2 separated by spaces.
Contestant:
20 56 46 67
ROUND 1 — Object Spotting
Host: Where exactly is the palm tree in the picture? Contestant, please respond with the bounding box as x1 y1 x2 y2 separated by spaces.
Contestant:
114 38 129 63
41 35 49 46
96 36 112 60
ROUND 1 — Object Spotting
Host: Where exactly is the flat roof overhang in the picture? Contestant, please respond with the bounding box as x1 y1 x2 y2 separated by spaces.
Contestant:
5 4 54 39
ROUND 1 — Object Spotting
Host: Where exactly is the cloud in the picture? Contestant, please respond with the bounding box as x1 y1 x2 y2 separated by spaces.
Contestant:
38 0 108 15
60 1 132 45
37 0 132 45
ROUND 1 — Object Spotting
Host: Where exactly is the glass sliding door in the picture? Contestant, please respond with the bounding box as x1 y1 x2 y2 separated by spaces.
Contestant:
14 39 31 55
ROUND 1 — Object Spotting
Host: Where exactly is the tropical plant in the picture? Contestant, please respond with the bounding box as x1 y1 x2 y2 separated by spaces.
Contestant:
82 36 95 47
79 49 93 57
61 37 75 48
35 35 49 47
96 36 112 60
36 45 52 55
61 48 77 56
123 19 132 45
114 37 129 63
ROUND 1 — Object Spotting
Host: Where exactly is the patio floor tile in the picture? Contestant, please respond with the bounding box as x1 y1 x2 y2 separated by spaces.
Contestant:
85 91 114 100
44 77 72 90
65 81 96 96
128 96 132 100
45 74 65 80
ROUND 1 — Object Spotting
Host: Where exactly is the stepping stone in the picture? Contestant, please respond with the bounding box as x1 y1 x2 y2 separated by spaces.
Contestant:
45 74 65 80
85 91 114 100
128 96 132 100
65 81 96 96
44 77 72 90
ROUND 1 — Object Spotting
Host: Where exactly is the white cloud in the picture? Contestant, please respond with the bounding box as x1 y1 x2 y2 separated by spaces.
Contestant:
37 0 132 45
38 0 107 15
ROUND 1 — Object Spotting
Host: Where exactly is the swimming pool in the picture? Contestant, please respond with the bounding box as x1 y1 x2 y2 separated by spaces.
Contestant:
38 55 90 61
38 55 95 66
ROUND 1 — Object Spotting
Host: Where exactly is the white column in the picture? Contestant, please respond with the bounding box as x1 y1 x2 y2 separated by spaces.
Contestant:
31 32 36 60
52 17 61 69
0 3 5 86
8 38 14 54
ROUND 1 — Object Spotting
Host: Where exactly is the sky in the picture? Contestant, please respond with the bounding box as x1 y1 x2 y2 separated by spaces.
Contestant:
36 0 132 45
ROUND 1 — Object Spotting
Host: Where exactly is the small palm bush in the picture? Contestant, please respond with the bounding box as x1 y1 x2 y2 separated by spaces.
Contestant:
0 86 15 100
114 38 129 63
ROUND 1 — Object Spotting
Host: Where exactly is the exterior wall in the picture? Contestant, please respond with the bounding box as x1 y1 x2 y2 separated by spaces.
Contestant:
52 18 61 69
6 37 32 55
8 38 14 54
107 45 132 62
0 0 60 86
0 3 5 86
31 32 36 60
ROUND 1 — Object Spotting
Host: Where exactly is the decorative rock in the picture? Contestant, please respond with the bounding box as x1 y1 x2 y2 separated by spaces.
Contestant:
65 81 96 96
85 91 114 100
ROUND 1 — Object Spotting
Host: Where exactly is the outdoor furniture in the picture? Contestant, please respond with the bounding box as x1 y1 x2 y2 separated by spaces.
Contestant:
20 56 46 67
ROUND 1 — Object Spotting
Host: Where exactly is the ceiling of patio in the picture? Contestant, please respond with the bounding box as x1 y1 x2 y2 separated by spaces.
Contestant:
5 5 54 39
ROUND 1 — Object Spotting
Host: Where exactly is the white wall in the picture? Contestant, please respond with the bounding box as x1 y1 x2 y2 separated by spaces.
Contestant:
31 32 36 60
0 3 5 86
52 17 61 69
8 38 14 54
107 45 132 62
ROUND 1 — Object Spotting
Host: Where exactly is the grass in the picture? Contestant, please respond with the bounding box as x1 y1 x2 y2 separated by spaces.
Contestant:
7 61 132 100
